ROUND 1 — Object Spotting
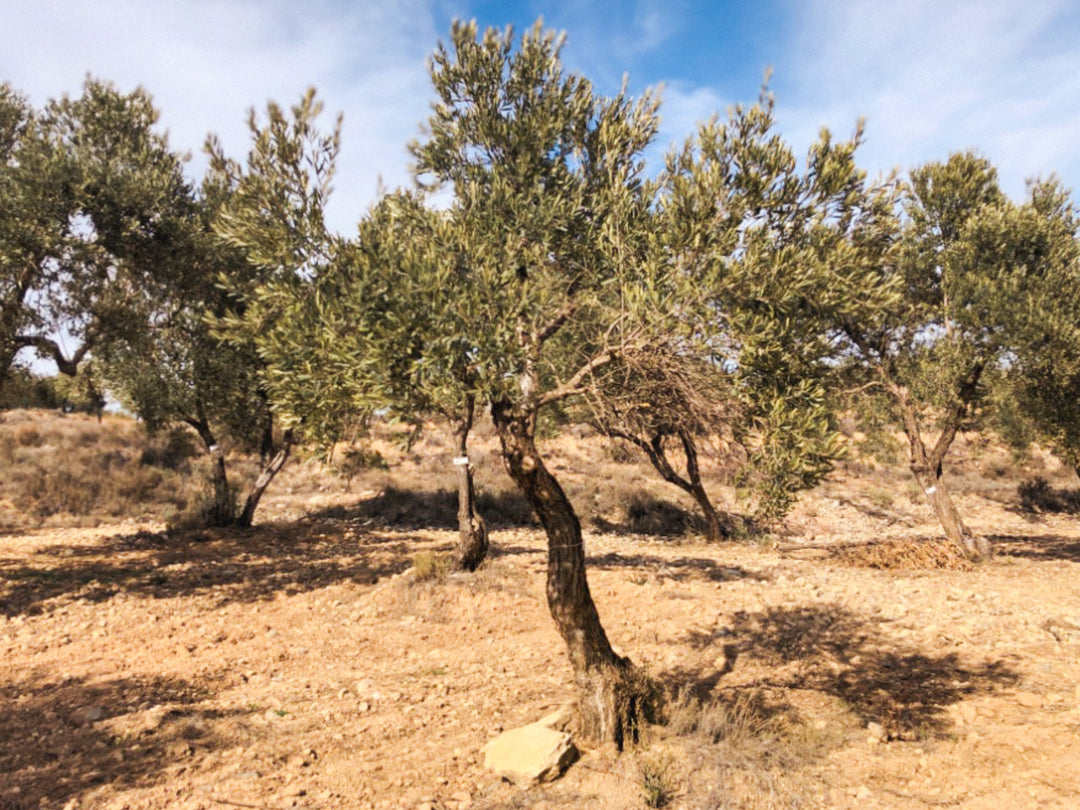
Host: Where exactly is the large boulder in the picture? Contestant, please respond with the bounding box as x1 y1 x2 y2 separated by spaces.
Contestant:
482 722 578 786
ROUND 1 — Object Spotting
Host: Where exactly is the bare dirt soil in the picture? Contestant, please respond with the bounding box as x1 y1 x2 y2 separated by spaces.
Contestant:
3 416 1080 809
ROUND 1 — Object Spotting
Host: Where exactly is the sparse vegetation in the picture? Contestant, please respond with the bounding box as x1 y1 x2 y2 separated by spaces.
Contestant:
3 13 1080 810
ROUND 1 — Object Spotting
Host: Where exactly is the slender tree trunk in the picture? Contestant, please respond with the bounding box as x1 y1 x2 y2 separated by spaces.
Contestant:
493 400 654 747
452 393 488 571
678 430 731 542
237 428 294 529
609 427 732 542
185 417 234 527
892 386 990 561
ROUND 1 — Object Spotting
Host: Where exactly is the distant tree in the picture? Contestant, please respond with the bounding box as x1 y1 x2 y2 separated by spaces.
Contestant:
838 153 1076 559
103 90 340 528
582 96 899 536
993 180 1080 480
0 80 189 397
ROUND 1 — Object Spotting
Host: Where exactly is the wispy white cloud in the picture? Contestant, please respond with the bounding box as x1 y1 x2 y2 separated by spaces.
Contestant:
0 0 441 233
774 0 1080 197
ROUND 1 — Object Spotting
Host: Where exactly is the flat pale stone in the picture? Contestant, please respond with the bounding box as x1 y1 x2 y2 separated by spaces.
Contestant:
482 723 578 786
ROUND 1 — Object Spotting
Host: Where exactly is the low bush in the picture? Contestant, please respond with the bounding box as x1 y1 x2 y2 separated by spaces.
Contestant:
1018 477 1080 514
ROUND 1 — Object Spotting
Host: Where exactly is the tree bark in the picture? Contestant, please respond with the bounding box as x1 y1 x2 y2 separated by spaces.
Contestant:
891 384 990 561
492 400 654 747
237 428 294 529
185 416 235 527
452 393 488 572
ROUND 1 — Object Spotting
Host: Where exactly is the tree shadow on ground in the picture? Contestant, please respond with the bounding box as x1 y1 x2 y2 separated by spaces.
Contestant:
988 533 1080 563
589 493 709 537
309 484 537 530
0 669 239 809
585 550 769 585
662 604 1018 741
0 517 418 618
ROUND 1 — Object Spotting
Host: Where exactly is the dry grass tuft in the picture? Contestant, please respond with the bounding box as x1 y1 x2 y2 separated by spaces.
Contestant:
410 550 453 582
662 688 836 809
831 537 974 570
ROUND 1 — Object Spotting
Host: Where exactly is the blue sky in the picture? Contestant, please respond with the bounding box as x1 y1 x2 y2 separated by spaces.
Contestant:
2 0 1079 236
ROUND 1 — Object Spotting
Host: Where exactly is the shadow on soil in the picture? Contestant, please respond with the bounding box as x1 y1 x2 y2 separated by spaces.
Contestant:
989 533 1080 563
0 517 418 617
662 603 1019 741
311 485 538 530
586 550 769 584
0 670 239 810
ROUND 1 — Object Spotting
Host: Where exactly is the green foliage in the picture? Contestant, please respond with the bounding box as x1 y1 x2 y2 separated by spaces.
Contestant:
1 79 191 387
0 368 63 410
991 181 1080 474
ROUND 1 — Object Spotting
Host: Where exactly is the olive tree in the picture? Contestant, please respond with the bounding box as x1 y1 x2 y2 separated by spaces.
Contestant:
993 180 1080 481
583 95 900 535
409 20 668 745
838 153 1077 558
250 189 492 569
1 79 186 396
104 90 339 528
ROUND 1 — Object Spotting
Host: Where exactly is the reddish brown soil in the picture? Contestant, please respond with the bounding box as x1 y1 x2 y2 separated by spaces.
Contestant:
3 419 1080 809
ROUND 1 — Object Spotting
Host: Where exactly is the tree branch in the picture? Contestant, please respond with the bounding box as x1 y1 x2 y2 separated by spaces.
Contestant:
15 335 91 377
535 350 616 408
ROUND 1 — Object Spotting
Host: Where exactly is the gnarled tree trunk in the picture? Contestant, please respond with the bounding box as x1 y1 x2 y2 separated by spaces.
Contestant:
452 393 488 571
892 382 990 561
626 428 732 542
492 400 655 747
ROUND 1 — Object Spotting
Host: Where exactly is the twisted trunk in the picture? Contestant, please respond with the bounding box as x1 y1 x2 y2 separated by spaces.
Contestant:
452 393 488 571
492 400 654 747
890 381 990 561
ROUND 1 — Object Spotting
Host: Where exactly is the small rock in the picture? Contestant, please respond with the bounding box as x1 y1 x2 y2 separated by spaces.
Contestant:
482 723 578 786
535 703 574 732
1016 692 1044 708
866 721 886 741
856 785 872 799
76 706 105 724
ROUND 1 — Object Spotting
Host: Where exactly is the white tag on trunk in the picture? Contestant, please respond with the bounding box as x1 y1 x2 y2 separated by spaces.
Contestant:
452 456 470 466
925 486 937 495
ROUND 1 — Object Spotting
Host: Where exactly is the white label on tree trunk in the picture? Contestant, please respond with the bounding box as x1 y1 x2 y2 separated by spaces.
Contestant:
452 456 470 466
925 486 937 495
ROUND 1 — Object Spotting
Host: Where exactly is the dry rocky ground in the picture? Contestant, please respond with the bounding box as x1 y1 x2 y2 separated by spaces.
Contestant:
3 412 1080 809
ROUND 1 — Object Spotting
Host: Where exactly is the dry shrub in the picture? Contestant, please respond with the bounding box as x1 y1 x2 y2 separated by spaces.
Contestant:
1018 477 1080 514
167 482 238 530
639 749 678 808
13 423 43 447
411 550 452 582
139 427 199 471
620 492 700 537
0 413 198 528
0 433 15 467
831 537 974 571
664 688 833 809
